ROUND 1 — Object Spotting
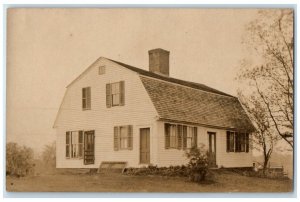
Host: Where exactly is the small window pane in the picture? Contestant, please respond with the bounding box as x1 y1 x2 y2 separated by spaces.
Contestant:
72 131 79 144
112 94 120 106
120 127 128 149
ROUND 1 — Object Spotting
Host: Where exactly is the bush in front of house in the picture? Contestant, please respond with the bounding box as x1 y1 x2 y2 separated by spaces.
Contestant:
124 145 214 184
124 165 189 177
185 145 214 183
6 142 35 177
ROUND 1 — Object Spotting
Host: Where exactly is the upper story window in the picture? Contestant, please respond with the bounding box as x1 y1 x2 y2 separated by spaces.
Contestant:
106 81 125 108
111 82 120 106
82 87 91 110
98 66 105 75
226 131 249 153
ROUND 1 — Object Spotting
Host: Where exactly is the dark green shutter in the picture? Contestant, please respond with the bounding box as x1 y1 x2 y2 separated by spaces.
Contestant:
165 123 170 149
235 132 240 152
78 131 83 158
82 88 86 109
226 131 230 152
127 125 133 150
119 81 125 106
246 133 249 153
106 83 111 108
87 87 91 109
182 126 187 149
177 125 182 149
66 131 70 158
114 126 119 151
193 127 198 148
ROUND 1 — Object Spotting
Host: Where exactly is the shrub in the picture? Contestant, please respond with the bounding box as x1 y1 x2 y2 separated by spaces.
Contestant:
185 145 213 183
41 142 56 169
124 165 189 177
6 142 35 177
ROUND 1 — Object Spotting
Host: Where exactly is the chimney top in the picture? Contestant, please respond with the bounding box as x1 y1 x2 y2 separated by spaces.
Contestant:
148 48 170 76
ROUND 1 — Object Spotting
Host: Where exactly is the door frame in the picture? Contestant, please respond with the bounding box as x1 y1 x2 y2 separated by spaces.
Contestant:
207 132 217 167
139 127 151 165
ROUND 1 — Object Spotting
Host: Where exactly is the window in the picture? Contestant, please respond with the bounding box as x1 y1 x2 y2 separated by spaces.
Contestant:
114 125 133 150
226 131 235 152
82 87 91 110
165 123 197 150
111 82 120 106
106 81 125 107
169 124 177 148
227 131 249 153
120 126 128 149
66 131 83 158
186 126 197 149
99 66 105 75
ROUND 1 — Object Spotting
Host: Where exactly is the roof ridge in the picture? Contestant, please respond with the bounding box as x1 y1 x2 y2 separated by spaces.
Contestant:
107 58 235 98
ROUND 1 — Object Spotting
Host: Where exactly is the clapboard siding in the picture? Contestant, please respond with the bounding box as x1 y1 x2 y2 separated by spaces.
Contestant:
155 121 253 167
55 58 158 168
216 131 253 168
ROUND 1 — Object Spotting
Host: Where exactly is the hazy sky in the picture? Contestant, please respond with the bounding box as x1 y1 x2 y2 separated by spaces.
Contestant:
6 8 259 153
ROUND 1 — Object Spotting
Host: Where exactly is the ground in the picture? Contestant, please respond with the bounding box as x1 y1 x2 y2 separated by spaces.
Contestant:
6 170 293 192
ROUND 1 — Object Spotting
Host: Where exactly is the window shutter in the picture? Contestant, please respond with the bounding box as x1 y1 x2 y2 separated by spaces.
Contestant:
119 81 125 106
226 131 230 152
165 123 170 149
106 83 112 108
66 132 70 158
127 125 133 150
78 131 83 158
182 126 187 149
246 133 250 153
114 126 119 151
87 87 91 109
235 132 240 152
82 88 86 109
193 127 198 148
177 125 182 149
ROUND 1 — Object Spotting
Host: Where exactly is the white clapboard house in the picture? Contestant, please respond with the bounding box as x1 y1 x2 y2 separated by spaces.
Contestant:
53 48 255 169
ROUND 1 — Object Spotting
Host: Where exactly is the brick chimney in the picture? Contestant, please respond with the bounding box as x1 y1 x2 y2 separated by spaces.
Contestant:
148 48 170 76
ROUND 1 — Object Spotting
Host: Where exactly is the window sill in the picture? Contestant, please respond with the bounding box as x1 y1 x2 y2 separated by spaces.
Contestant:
82 108 91 111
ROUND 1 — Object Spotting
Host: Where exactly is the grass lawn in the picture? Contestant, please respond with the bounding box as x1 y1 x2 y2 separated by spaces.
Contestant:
6 170 293 192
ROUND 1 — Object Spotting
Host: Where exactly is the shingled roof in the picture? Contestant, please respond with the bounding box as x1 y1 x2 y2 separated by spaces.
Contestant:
108 59 233 97
108 58 255 132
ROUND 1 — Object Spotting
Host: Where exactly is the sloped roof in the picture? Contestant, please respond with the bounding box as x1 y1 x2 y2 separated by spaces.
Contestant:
108 59 233 97
140 76 255 131
108 59 254 131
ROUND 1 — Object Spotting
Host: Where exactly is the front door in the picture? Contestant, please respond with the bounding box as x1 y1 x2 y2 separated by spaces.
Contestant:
140 128 150 164
84 130 95 165
208 132 217 167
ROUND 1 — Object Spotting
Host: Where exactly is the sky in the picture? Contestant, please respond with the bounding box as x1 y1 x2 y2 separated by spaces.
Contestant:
6 8 261 154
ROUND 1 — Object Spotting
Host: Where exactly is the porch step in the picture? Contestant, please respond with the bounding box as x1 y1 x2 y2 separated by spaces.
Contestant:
98 161 127 174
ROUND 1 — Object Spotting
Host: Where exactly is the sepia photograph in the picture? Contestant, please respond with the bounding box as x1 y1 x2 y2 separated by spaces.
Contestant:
5 7 294 193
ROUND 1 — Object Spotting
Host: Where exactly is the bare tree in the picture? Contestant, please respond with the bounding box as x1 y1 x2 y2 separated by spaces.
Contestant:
238 9 294 149
239 93 280 172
